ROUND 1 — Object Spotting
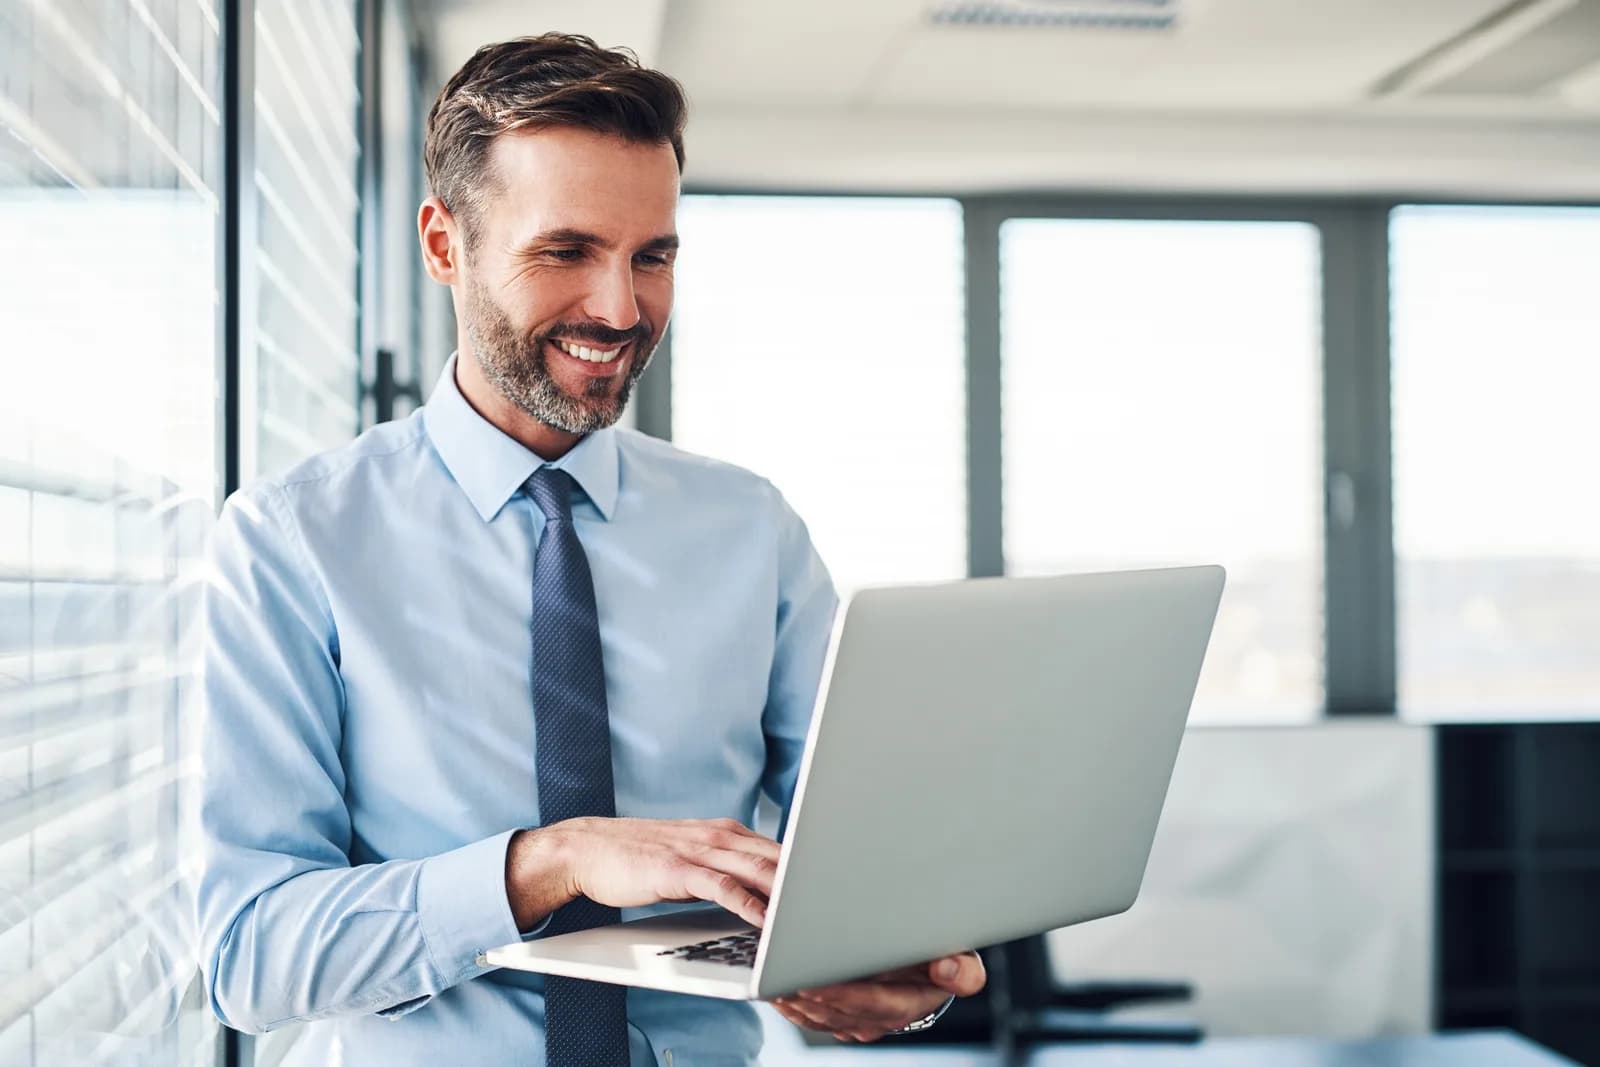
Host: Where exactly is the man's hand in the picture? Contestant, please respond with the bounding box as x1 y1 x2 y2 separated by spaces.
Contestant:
769 951 986 1043
506 817 777 931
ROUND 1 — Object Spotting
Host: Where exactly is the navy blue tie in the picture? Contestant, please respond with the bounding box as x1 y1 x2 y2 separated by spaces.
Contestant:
526 467 629 1067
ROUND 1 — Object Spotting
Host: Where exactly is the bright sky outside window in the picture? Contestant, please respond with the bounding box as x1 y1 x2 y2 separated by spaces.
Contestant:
1000 218 1325 723
1391 205 1600 721
671 196 968 596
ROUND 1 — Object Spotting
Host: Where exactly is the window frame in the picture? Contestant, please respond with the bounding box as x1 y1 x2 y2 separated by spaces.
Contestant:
971 196 1394 721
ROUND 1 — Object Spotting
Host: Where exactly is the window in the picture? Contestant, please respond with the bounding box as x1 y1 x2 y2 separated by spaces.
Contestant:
249 0 363 478
1391 205 1600 720
0 1 223 1063
671 196 968 595
1000 218 1324 723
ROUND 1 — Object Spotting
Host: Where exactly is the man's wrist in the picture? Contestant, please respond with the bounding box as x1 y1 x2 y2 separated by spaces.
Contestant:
888 994 956 1035
505 826 578 932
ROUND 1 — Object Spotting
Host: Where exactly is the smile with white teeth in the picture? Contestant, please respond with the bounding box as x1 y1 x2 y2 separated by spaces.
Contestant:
553 338 624 363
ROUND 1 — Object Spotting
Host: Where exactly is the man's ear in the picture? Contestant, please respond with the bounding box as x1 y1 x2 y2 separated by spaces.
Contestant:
418 196 462 285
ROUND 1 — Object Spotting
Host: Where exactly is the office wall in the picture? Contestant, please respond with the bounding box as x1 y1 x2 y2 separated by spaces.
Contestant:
1049 723 1433 1038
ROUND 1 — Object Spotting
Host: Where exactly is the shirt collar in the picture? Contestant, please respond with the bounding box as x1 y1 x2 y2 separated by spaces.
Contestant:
422 351 619 524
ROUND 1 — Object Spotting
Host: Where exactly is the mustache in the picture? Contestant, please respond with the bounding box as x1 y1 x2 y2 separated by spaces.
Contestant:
539 320 651 347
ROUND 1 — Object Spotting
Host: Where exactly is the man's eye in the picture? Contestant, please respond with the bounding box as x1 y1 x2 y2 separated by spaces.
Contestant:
544 248 585 262
636 253 669 266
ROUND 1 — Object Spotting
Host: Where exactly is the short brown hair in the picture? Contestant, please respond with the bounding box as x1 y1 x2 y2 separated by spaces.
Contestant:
424 33 688 243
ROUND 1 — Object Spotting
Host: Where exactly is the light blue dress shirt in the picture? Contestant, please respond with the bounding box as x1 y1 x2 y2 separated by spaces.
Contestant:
197 353 837 1066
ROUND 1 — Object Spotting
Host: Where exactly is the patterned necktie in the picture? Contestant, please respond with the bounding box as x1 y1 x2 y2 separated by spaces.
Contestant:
525 467 629 1067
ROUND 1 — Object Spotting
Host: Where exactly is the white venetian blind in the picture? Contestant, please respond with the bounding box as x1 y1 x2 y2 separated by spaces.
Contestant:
0 1 223 1064
249 0 364 479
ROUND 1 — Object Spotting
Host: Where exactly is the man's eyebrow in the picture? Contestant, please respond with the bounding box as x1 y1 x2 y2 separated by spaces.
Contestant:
514 228 607 253
513 229 679 254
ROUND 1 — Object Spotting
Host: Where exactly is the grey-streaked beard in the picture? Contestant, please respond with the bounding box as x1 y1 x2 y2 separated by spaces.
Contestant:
464 278 654 434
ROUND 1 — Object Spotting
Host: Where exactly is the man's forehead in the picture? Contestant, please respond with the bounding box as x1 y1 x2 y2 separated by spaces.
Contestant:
482 128 679 242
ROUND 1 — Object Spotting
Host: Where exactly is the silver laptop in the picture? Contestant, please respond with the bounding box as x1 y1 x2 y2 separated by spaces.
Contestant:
481 565 1225 1000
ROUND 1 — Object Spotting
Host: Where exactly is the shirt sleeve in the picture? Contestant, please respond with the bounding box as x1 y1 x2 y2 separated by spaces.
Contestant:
195 483 524 1034
758 485 839 840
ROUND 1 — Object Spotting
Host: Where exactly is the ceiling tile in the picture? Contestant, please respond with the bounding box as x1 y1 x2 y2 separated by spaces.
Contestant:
870 0 1515 110
657 0 925 106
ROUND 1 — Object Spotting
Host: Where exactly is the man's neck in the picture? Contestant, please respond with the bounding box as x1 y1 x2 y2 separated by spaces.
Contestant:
454 348 584 461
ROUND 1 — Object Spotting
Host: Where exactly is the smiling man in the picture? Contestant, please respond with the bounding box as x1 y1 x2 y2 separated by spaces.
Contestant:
196 33 983 1067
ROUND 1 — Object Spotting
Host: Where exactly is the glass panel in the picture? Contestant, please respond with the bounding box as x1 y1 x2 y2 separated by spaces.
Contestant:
0 0 223 1061
1000 218 1324 723
1392 205 1600 720
671 196 967 594
250 0 363 478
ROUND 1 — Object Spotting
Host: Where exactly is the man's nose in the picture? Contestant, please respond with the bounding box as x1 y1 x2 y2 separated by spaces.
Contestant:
582 260 641 332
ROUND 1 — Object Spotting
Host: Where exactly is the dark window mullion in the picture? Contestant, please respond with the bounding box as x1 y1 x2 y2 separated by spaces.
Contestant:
219 0 257 502
962 197 1004 580
356 0 382 429
1319 203 1397 716
220 0 256 1059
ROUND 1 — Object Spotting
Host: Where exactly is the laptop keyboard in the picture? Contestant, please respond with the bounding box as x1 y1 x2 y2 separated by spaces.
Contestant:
656 931 760 967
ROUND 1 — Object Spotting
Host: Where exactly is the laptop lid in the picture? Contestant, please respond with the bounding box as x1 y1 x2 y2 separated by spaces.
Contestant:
753 565 1224 998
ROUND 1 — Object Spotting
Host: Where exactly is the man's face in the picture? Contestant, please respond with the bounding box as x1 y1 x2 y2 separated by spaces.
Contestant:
459 126 680 433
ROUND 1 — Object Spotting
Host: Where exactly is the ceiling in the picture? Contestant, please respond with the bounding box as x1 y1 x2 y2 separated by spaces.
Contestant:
422 0 1600 198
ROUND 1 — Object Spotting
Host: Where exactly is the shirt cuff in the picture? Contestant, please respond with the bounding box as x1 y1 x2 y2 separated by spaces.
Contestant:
416 829 525 981
521 910 554 940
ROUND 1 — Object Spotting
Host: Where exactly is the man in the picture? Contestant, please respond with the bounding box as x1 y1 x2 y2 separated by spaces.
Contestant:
197 33 984 1066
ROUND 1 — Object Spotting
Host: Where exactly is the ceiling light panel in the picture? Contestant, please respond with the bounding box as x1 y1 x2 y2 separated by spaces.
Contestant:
928 0 1180 30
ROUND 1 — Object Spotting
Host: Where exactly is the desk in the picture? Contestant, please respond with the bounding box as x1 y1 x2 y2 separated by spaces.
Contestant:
1030 1031 1578 1066
758 1031 1577 1067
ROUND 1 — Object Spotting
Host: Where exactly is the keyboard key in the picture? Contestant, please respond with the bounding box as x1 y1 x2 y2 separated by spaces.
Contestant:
656 932 760 967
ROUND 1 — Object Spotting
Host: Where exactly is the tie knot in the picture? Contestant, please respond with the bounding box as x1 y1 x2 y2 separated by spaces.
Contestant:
525 467 575 523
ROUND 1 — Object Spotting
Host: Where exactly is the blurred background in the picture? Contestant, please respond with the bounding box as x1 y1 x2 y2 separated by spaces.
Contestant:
1 0 1597 1064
